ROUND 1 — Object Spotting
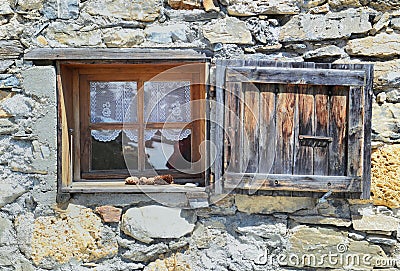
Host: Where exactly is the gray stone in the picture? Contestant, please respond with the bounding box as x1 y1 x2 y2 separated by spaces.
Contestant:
386 89 400 103
145 24 188 44
14 213 35 258
22 66 56 98
227 0 301 16
103 28 145 47
0 247 34 271
366 235 398 246
0 40 22 59
290 215 352 227
122 243 169 262
280 9 371 42
203 17 253 44
0 60 13 73
0 0 13 15
364 0 400 11
391 17 400 30
84 0 161 22
245 17 280 44
371 12 391 35
0 94 34 117
0 119 17 135
58 0 79 19
348 231 366 241
376 92 387 103
346 33 400 57
372 102 400 142
0 75 19 88
303 45 345 60
328 0 361 9
0 182 26 208
121 205 196 244
165 9 220 22
0 215 16 246
352 213 399 232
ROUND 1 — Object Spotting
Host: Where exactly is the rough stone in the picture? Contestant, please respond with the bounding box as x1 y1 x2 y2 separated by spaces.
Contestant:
376 92 387 103
84 0 161 22
168 0 201 10
0 118 17 135
22 66 56 98
346 33 400 57
0 1 13 15
304 0 327 8
103 28 145 47
352 213 399 232
371 12 391 34
0 60 13 73
0 215 16 246
288 225 386 269
144 253 191 271
95 205 122 223
0 247 34 271
227 0 301 16
0 40 23 59
303 45 345 60
235 195 316 214
372 102 400 142
290 215 352 227
0 74 19 88
17 0 43 10
309 3 330 13
373 60 400 90
363 0 400 11
203 0 220 12
121 205 196 244
58 0 79 19
14 213 35 258
386 89 400 103
366 235 398 246
122 243 169 262
245 17 280 44
0 94 33 117
328 0 361 8
0 181 26 208
391 17 400 30
31 204 118 266
165 9 220 22
203 17 252 44
145 24 188 44
280 9 371 42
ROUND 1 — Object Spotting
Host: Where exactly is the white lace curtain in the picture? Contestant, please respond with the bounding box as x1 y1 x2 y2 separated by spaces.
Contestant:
90 81 191 142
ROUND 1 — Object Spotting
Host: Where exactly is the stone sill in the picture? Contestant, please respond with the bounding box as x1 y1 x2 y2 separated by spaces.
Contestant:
62 182 206 194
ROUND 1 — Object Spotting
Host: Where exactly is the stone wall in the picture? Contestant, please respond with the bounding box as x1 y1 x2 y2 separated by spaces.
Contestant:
0 0 400 270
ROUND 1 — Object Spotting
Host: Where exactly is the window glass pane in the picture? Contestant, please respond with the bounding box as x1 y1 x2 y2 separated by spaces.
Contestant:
145 130 192 170
91 130 138 170
144 81 191 123
90 81 137 123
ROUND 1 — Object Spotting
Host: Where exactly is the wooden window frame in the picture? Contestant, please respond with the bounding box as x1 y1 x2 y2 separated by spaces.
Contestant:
57 61 208 194
214 60 373 199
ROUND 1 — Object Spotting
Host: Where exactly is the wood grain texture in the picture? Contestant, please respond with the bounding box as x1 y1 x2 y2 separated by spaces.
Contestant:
294 84 314 175
314 85 330 175
258 84 276 174
243 83 259 173
226 67 366 86
329 86 348 176
362 65 373 199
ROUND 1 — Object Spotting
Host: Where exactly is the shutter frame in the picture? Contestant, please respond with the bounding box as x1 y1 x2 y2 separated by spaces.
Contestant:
213 60 373 198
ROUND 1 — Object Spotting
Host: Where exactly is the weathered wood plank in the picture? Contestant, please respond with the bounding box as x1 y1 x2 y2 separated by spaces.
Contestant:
274 84 296 174
226 67 366 86
347 86 364 177
62 182 206 193
294 84 314 175
314 85 330 175
258 84 276 173
328 86 348 176
362 65 373 199
224 81 243 173
243 83 259 173
25 48 209 60
224 173 361 192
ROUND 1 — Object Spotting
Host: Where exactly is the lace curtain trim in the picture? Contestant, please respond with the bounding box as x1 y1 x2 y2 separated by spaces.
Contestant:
91 129 191 142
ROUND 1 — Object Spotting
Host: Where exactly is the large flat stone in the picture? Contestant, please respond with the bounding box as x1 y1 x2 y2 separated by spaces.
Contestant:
352 214 399 232
0 181 26 208
203 17 252 44
0 40 23 59
227 0 301 16
287 225 386 269
372 102 400 143
103 28 145 47
121 205 196 244
290 215 352 227
235 195 316 214
0 215 16 246
280 9 371 42
346 33 400 57
84 0 161 22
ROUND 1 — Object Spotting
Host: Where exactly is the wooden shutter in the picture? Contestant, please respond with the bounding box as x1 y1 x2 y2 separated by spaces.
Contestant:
213 60 373 198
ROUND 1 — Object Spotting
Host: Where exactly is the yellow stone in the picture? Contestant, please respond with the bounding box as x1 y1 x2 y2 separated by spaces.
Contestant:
36 35 48 46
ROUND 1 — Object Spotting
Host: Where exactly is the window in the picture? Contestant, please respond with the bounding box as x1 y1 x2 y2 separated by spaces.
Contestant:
58 61 207 192
213 60 373 199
